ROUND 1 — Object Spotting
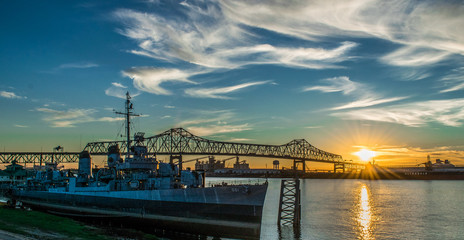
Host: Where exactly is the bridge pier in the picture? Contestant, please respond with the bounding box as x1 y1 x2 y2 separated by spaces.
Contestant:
334 163 345 173
170 155 183 176
293 159 306 175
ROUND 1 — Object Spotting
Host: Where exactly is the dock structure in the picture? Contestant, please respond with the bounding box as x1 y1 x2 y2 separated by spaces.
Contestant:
278 178 301 228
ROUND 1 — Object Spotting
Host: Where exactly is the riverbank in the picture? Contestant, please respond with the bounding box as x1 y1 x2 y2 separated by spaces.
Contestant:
0 206 159 239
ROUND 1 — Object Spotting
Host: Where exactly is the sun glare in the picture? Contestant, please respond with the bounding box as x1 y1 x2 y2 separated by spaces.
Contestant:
354 149 376 162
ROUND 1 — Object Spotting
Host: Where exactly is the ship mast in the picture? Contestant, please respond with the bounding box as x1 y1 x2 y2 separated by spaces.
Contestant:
115 92 140 157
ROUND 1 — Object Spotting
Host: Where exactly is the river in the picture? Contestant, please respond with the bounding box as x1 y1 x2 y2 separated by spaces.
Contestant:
207 178 464 240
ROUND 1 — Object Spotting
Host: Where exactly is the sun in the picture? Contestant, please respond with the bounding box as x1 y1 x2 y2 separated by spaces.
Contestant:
354 149 376 162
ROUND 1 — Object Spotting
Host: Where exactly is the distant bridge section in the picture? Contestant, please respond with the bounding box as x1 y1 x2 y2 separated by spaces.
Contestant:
84 128 345 164
0 152 79 164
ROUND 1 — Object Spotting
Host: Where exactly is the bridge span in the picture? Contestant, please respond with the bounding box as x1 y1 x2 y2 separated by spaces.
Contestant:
0 128 362 171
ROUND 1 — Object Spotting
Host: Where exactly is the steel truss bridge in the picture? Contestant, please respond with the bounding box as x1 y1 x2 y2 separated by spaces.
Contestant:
0 152 80 164
0 128 362 171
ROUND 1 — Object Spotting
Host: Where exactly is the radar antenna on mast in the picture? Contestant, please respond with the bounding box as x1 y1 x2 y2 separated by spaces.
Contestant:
115 92 140 157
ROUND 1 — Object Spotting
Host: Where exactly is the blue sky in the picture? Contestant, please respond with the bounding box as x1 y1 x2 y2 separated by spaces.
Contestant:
1 0 464 166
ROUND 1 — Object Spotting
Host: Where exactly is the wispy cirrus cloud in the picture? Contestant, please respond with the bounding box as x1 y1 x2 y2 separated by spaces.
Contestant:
114 6 357 70
440 67 464 93
174 109 251 136
303 76 408 110
14 124 29 128
187 124 252 136
185 81 269 99
380 46 452 67
220 0 464 66
58 62 99 69
105 81 140 99
0 90 25 99
122 67 197 95
332 97 409 111
305 126 322 129
333 98 464 127
229 138 254 142
303 76 359 95
36 107 124 127
111 82 127 88
113 1 362 97
44 62 99 73
176 109 234 127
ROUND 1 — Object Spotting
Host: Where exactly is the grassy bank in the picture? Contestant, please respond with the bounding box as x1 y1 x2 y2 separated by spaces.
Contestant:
0 207 158 239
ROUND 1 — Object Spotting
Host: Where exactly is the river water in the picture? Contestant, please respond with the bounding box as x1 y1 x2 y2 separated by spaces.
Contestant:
207 178 464 240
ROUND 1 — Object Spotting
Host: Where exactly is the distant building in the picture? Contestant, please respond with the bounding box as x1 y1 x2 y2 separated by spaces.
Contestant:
233 160 249 169
195 156 225 171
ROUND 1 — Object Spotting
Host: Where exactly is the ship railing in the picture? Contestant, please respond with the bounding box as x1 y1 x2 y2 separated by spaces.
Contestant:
206 178 265 187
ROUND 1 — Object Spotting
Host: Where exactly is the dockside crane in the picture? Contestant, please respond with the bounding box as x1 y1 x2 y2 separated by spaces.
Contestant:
182 156 211 164
220 156 238 167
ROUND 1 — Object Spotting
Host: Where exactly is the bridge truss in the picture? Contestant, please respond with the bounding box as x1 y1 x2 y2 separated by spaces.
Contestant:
84 128 345 163
0 128 355 167
0 152 79 164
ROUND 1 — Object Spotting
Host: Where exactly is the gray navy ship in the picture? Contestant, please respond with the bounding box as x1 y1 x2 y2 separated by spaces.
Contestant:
8 93 268 239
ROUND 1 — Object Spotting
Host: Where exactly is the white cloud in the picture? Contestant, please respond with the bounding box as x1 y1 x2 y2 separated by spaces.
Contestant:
97 117 125 122
440 67 464 93
303 76 359 95
164 105 175 109
114 7 357 70
36 107 124 127
331 96 409 110
333 98 464 127
0 90 25 99
304 76 407 110
14 124 29 128
187 124 251 136
304 126 322 129
105 80 140 99
112 82 127 88
380 46 451 66
58 62 99 69
105 82 141 99
185 81 269 99
229 138 254 142
123 67 197 95
400 69 431 81
44 62 99 74
176 109 234 127
220 0 464 66
175 109 252 136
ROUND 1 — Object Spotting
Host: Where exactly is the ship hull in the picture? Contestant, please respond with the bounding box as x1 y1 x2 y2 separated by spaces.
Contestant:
12 185 267 239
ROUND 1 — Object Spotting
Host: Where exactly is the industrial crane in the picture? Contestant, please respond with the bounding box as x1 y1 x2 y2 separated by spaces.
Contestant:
221 156 238 163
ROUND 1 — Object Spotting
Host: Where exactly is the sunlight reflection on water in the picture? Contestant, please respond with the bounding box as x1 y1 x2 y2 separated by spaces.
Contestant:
357 184 374 239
